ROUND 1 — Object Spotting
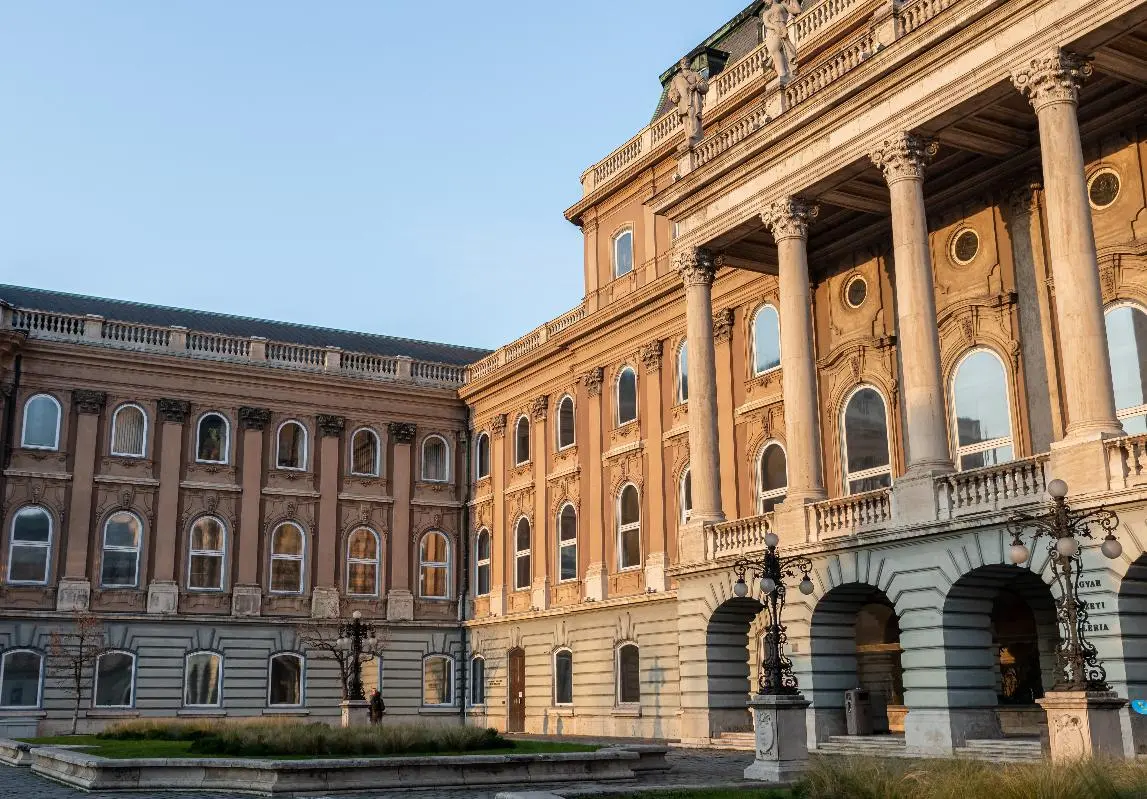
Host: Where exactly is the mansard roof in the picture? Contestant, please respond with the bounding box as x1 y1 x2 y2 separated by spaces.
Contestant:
0 284 489 367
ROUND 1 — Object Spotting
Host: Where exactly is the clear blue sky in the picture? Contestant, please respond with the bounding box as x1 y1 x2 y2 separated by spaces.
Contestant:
0 1 747 351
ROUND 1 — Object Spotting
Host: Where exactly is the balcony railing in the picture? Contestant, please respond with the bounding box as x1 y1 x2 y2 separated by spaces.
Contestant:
710 512 775 558
463 303 586 384
1107 433 1147 489
935 455 1049 519
811 488 892 539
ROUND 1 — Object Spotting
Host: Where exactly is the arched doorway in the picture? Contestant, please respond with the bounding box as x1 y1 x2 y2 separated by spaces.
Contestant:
1119 554 1147 754
705 595 765 736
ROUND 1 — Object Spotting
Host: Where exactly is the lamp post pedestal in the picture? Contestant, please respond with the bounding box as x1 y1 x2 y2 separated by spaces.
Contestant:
744 693 811 783
1038 690 1127 761
340 699 371 729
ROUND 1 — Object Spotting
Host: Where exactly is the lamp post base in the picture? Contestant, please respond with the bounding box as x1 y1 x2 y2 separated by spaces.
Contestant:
1038 690 1127 761
340 699 371 728
744 693 811 783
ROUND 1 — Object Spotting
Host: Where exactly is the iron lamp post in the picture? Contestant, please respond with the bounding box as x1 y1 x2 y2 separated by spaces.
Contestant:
1007 478 1122 691
731 531 815 695
338 610 379 701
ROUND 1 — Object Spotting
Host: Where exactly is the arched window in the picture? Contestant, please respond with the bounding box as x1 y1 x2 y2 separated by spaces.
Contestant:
752 304 781 375
515 416 530 465
94 651 135 708
950 349 1014 470
350 428 380 476
514 517 532 591
346 528 380 597
268 653 304 707
677 340 689 403
422 435 449 482
419 531 450 599
618 484 641 570
475 528 491 596
1106 303 1147 434
554 648 574 705
188 516 226 591
21 394 60 450
422 655 454 706
680 468 692 524
558 504 577 582
613 227 634 278
270 522 305 594
556 396 575 449
100 511 142 588
0 649 43 708
475 432 491 479
616 643 640 704
196 413 229 464
110 404 147 457
758 443 788 513
470 656 486 705
184 651 222 707
617 366 638 425
841 386 892 494
7 506 52 585
276 420 307 470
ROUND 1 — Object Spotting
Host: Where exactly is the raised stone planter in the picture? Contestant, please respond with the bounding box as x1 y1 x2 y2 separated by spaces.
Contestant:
0 738 33 766
31 745 641 794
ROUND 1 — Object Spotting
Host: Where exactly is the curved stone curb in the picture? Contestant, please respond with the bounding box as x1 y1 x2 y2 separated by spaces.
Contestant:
0 738 33 767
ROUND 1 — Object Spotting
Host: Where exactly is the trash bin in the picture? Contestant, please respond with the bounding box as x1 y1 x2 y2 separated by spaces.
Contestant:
845 687 873 736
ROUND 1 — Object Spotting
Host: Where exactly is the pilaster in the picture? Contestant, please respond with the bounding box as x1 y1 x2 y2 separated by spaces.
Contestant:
235 406 269 615
314 414 345 618
147 397 188 615
582 367 607 601
488 413 507 616
62 390 105 603
530 396 550 611
640 341 668 591
386 421 416 621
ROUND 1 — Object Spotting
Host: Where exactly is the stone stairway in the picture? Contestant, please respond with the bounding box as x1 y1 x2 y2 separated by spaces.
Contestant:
814 735 913 758
708 731 756 750
812 735 1044 762
955 737 1044 762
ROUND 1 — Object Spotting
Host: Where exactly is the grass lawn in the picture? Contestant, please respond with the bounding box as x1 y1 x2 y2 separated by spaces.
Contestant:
610 792 790 799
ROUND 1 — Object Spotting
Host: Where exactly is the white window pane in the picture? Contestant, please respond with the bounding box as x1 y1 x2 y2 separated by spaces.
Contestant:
555 652 573 704
13 510 50 542
614 231 633 277
754 306 781 374
558 399 575 448
952 351 1012 447
352 432 378 475
95 653 134 707
189 554 223 589
101 550 138 587
844 389 890 474
184 654 221 706
848 472 892 494
560 544 577 581
23 397 59 448
678 344 689 402
618 370 637 423
112 407 146 456
516 554 531 590
197 416 227 462
618 646 640 703
269 656 302 705
620 528 641 569
423 657 451 705
271 560 302 592
620 486 640 524
1 652 41 707
9 545 49 583
1107 305 1147 414
104 513 141 548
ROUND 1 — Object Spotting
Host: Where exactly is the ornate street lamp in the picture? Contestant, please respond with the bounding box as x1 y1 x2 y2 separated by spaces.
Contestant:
1008 478 1122 691
338 610 379 701
732 531 815 694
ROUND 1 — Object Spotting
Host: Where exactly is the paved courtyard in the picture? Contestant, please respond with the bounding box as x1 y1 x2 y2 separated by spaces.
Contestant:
0 746 756 799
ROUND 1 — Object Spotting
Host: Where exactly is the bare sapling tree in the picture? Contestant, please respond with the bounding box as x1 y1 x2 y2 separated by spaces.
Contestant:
48 613 106 735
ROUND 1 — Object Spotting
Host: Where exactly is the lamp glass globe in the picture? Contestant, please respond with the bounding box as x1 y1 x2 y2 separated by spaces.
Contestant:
733 579 749 598
1047 478 1069 499
760 576 777 595
352 610 363 620
1056 536 1079 557
1010 543 1030 565
765 532 780 548
1101 534 1123 560
799 577 814 595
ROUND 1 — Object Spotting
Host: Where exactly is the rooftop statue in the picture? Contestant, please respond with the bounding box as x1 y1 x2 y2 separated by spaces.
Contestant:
669 56 709 149
762 0 804 85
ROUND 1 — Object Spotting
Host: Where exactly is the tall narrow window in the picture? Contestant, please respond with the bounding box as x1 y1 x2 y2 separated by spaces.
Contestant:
617 367 638 425
350 428 380 476
475 529 491 596
677 341 689 403
422 435 449 482
101 511 142 588
94 651 135 708
554 649 573 705
515 416 530 465
1106 304 1147 434
184 652 222 707
188 516 226 591
558 504 577 582
515 517 532 590
110 404 147 457
752 305 781 375
276 421 307 470
613 228 634 278
196 413 229 464
618 484 641 570
270 522 305 594
0 650 43 708
419 531 450 599
556 396 575 449
475 432 491 479
470 656 486 705
422 655 453 706
758 444 788 513
950 349 1014 470
617 644 640 704
7 507 52 585
841 386 892 494
21 394 60 450
268 653 304 706
346 528 380 596
680 468 693 524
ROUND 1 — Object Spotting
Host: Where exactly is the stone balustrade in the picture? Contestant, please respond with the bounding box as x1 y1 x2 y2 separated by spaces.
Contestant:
1107 433 1147 489
710 512 775 558
811 488 893 539
934 455 1049 520
464 303 586 384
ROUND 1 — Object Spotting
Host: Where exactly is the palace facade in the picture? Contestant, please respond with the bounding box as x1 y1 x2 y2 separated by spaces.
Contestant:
5 0 1147 760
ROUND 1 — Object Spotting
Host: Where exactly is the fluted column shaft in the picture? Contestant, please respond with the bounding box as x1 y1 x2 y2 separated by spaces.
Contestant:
762 198 826 501
871 133 954 475
1013 51 1121 440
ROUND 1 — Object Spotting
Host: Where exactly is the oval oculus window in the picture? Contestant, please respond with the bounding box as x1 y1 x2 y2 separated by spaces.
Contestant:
845 276 867 308
1088 169 1120 210
951 229 980 265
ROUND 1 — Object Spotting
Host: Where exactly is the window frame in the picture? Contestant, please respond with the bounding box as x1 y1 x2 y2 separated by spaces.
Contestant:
616 366 638 427
557 503 577 583
421 654 455 707
680 467 692 525
418 530 451 600
617 483 642 571
757 441 789 513
100 510 143 589
514 517 532 591
514 415 531 466
183 650 224 708
469 655 486 706
474 432 491 479
187 515 227 592
269 521 306 595
1105 301 1147 430
474 528 491 596
615 642 640 706
840 384 893 495
556 395 576 450
267 652 305 708
20 393 61 451
109 403 148 458
195 412 231 465
93 650 136 709
349 427 381 477
751 304 782 377
275 419 308 471
345 527 381 598
676 339 689 404
553 648 574 706
421 434 451 483
6 506 53 586
0 648 44 708
948 347 1016 471
612 226 634 278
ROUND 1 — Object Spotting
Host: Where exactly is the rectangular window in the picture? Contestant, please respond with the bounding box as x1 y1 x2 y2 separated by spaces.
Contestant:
554 651 573 705
470 658 485 705
423 656 453 706
184 653 222 707
94 652 135 708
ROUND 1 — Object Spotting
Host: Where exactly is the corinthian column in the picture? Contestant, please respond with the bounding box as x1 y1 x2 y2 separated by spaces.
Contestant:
762 197 826 503
1012 51 1122 441
871 133 954 477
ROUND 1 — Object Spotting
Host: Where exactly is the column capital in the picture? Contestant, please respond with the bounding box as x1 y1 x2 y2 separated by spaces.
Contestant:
712 308 735 343
1011 50 1091 113
760 196 819 241
489 413 507 437
530 394 550 421
640 340 664 372
72 389 106 415
869 132 938 185
579 367 605 398
317 414 346 437
387 421 417 444
157 398 190 424
674 246 716 286
238 406 272 431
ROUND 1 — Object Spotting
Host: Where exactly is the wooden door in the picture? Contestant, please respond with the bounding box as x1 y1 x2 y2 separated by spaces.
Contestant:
507 648 525 733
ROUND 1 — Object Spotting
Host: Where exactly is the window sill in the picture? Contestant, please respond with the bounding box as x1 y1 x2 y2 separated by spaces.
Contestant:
617 566 642 573
177 708 226 717
262 708 310 716
195 460 229 466
86 709 140 719
612 705 642 718
419 706 461 714
514 461 532 468
549 706 575 716
0 709 46 718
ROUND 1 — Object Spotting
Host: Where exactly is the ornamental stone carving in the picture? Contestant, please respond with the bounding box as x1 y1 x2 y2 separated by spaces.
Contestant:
869 132 938 185
761 196 818 241
674 247 716 286
668 57 709 148
317 414 346 437
712 308 735 343
581 367 605 398
238 406 271 431
1011 50 1091 112
1005 177 1043 217
72 389 107 415
489 413 507 437
640 341 664 372
530 395 550 421
761 0 804 85
388 422 417 444
157 398 190 424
